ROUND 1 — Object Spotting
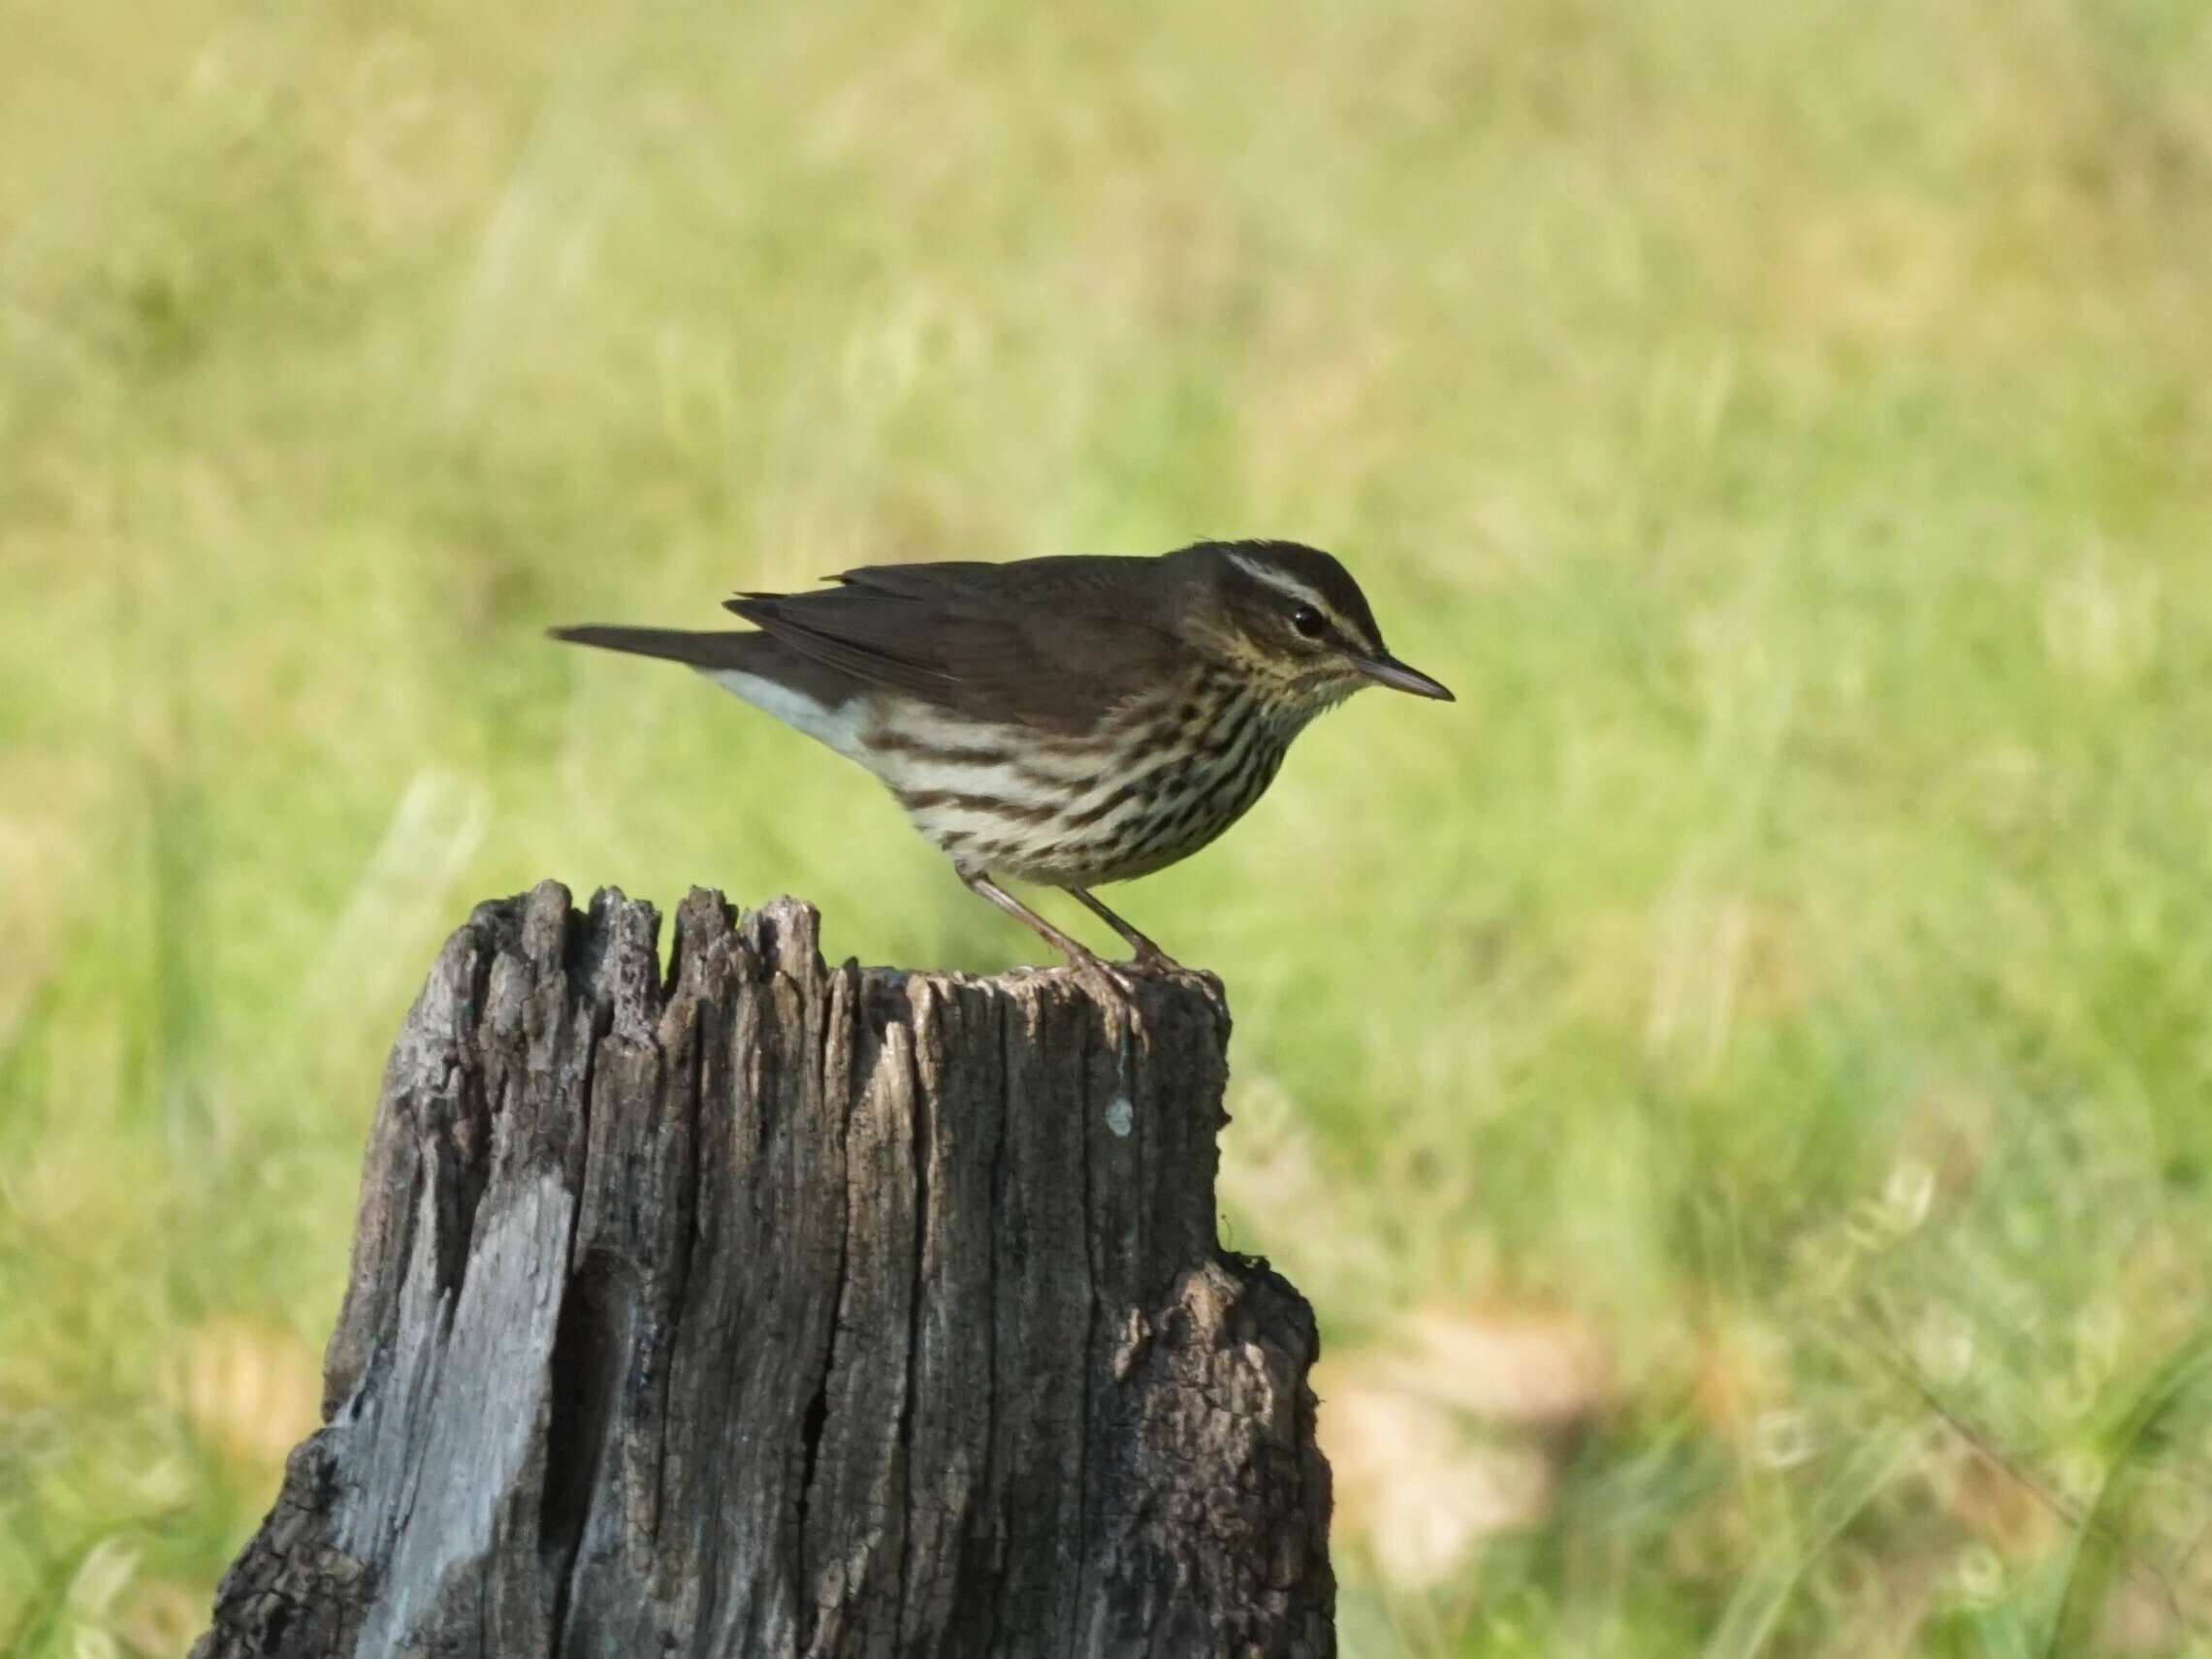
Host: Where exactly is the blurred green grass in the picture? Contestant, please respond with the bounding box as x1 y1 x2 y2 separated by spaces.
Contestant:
6 0 2212 1652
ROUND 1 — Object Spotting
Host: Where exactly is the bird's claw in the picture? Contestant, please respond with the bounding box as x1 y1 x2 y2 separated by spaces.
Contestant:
1061 949 1145 1004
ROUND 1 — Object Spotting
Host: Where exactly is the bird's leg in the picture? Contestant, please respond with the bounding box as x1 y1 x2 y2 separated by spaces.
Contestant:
959 872 1148 1002
960 871 1104 968
1064 886 1180 970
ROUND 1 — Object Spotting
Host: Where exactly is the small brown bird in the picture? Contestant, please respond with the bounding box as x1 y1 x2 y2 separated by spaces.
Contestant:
553 540 1450 968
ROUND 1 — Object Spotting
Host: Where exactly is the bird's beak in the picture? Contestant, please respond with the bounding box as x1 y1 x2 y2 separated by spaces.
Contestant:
1355 653 1455 701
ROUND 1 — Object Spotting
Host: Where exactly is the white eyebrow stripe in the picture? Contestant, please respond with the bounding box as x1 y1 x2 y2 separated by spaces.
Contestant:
1225 553 1329 611
1225 553 1380 651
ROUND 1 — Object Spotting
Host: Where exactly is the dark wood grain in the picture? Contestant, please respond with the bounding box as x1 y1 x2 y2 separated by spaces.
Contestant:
193 882 1333 1659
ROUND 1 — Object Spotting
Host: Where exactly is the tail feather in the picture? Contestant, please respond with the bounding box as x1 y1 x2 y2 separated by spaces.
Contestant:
550 622 867 733
548 624 765 670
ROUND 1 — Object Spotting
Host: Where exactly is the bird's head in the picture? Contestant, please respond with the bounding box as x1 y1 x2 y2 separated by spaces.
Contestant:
1169 539 1454 717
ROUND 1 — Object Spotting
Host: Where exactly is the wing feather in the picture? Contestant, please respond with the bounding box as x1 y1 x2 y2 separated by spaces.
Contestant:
721 558 1182 730
723 593 960 696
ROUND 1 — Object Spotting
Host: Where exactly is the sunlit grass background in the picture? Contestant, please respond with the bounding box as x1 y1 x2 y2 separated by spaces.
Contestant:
7 0 2212 1652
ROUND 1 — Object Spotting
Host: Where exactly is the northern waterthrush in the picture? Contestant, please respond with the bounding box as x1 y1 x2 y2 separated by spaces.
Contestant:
553 539 1451 968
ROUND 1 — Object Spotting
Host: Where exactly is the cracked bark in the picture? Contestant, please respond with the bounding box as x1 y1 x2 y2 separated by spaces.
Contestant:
192 881 1334 1659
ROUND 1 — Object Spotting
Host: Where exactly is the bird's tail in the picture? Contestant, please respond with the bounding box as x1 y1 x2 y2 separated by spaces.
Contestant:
551 622 867 755
548 624 769 671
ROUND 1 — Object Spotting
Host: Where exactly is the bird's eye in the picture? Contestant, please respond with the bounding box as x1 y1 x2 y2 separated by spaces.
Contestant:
1290 604 1327 640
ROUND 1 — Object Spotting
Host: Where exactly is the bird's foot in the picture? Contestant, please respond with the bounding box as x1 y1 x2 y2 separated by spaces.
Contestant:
1124 942 1226 1021
1060 887 1183 974
1060 945 1146 1004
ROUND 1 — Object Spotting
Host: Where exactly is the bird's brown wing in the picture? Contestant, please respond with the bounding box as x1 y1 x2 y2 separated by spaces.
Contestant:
724 557 1183 731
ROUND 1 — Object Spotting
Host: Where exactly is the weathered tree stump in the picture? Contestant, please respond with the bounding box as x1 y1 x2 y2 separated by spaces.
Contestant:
194 881 1333 1658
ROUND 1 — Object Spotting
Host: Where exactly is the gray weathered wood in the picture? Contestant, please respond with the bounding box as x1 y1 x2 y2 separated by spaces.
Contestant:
193 881 1333 1659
